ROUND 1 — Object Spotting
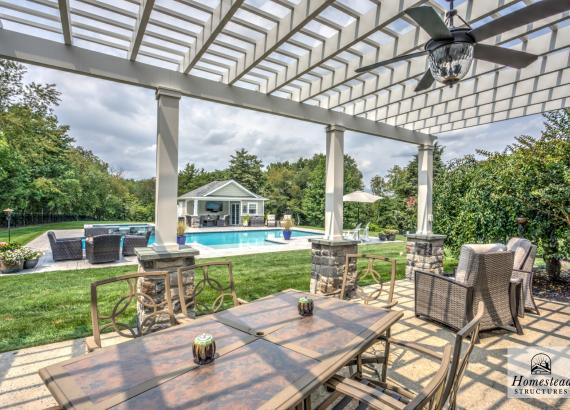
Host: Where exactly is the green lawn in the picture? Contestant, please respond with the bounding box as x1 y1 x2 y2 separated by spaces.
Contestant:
0 241 457 353
0 221 133 245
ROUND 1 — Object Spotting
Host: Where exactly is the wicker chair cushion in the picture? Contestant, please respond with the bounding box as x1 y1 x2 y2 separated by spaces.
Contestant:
507 237 534 271
455 243 506 283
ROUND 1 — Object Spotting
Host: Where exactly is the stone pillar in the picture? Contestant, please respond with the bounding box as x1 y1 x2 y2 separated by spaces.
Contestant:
405 234 446 280
310 238 358 296
135 247 199 325
324 125 345 241
154 88 181 251
417 144 434 235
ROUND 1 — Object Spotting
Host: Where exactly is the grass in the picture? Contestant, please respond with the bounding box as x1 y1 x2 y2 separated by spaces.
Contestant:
0 241 458 353
0 221 133 245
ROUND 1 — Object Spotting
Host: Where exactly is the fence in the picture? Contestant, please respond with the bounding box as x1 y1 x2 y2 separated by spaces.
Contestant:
0 213 98 228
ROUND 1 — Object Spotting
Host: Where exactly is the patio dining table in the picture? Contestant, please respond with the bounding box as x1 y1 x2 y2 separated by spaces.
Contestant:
39 289 403 410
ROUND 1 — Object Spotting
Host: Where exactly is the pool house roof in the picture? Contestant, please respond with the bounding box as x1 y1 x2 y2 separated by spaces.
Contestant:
178 179 267 200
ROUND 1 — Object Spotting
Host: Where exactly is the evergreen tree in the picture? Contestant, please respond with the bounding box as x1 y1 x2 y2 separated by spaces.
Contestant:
227 148 265 192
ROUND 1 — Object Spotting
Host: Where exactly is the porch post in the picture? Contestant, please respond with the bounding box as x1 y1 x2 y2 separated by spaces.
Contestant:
193 199 198 216
153 88 181 250
417 144 433 235
324 124 345 240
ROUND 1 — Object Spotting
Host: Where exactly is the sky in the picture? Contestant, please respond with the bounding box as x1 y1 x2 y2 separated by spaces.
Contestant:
24 64 546 188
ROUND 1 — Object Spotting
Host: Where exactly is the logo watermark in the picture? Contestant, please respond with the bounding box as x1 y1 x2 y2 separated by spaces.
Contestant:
508 346 570 398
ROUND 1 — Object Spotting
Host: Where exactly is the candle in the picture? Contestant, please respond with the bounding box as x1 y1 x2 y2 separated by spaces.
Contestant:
192 333 216 365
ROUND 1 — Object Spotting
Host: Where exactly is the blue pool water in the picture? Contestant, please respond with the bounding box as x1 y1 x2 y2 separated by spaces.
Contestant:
152 229 321 249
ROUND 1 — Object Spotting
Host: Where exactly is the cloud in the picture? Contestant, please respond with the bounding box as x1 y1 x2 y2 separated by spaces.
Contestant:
23 64 547 188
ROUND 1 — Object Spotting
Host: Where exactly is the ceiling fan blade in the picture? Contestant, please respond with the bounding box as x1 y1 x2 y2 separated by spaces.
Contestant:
405 6 452 40
474 44 538 69
355 51 427 73
470 0 570 42
415 70 435 92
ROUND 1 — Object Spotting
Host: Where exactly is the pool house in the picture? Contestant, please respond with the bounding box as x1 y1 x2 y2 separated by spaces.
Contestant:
177 180 267 228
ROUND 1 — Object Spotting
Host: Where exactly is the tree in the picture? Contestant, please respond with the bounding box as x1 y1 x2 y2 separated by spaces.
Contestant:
227 149 265 192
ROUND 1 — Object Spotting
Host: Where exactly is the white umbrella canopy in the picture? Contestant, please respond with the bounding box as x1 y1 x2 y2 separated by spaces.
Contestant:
343 191 381 203
343 191 381 225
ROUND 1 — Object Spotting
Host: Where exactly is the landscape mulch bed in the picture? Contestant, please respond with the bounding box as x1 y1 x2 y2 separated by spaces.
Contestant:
533 265 570 303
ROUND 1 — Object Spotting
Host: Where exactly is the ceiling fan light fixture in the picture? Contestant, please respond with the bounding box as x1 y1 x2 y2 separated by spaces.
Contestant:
428 41 474 87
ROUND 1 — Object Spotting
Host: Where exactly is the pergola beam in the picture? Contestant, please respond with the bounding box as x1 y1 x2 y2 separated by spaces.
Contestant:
57 0 72 45
181 0 244 74
128 0 155 61
227 0 333 86
0 29 434 145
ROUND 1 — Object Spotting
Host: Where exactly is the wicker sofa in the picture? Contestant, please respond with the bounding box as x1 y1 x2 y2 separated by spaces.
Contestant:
122 231 151 256
86 234 121 264
48 231 83 262
508 237 539 315
415 244 519 335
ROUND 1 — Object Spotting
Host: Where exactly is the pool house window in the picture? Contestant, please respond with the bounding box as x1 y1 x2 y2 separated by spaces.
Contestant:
243 202 257 215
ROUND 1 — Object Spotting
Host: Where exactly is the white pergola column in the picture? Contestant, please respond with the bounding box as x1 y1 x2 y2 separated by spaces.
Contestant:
324 124 345 240
193 199 198 216
154 88 181 250
417 144 434 235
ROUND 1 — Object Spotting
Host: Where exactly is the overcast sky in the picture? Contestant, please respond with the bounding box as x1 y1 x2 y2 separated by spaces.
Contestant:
24 64 546 188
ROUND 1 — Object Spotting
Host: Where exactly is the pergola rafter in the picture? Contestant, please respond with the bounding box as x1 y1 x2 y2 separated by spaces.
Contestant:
128 0 155 61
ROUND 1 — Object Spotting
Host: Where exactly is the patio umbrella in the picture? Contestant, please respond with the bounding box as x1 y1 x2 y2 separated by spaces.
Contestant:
343 191 381 225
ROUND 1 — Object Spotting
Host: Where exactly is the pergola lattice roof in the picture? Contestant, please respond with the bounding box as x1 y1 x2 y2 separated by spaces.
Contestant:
0 0 568 141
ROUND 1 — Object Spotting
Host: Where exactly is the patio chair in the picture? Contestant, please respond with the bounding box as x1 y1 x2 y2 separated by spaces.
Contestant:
47 231 83 262
86 234 121 264
321 343 452 410
415 244 521 336
279 214 292 227
176 261 248 319
323 303 484 410
84 227 109 237
343 223 361 241
508 237 539 315
360 223 371 242
266 214 277 227
86 271 176 351
122 230 151 256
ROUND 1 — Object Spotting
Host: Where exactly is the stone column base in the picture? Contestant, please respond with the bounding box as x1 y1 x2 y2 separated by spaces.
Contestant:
135 246 200 326
405 234 446 281
309 238 359 296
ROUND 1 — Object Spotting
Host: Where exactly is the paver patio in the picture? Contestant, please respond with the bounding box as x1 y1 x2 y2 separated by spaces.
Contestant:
1 279 568 410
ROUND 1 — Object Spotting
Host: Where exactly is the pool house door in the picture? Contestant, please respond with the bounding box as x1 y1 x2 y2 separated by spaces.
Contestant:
230 202 240 225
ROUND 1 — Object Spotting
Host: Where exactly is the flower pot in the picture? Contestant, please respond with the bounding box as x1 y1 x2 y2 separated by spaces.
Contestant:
24 258 39 269
0 261 24 274
176 235 186 245
283 230 292 240
378 234 387 241
386 234 396 241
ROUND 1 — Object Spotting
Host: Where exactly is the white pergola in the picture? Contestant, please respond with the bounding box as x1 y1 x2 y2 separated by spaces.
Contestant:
0 0 567 250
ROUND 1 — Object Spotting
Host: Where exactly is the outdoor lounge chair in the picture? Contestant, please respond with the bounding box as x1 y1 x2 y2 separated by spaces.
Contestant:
47 231 83 262
360 223 370 242
84 227 110 237
266 214 276 227
322 303 484 410
508 237 539 315
415 244 521 336
343 223 361 241
86 234 121 264
86 271 176 351
176 261 248 319
122 230 151 256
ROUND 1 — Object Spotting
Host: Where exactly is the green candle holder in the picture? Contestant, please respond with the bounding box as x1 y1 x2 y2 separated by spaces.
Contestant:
298 296 314 316
192 333 216 365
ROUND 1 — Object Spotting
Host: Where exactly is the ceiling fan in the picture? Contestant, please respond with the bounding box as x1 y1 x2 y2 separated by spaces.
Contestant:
356 0 570 92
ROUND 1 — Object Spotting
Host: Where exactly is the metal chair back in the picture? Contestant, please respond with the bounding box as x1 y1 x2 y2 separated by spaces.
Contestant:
177 261 239 318
89 271 175 349
340 254 397 305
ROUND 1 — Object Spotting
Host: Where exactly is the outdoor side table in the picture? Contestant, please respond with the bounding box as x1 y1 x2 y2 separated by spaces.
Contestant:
39 290 402 410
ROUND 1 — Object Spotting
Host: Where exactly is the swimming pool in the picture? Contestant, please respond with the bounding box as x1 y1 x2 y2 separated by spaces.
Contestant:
178 229 321 249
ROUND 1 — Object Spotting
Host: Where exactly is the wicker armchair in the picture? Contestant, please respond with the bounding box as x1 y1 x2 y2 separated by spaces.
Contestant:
47 231 83 262
266 214 276 227
122 230 151 256
86 234 121 264
84 227 110 237
415 244 520 336
86 271 176 351
508 237 539 315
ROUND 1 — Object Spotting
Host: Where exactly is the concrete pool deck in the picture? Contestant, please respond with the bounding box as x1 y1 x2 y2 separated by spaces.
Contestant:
2 227 394 275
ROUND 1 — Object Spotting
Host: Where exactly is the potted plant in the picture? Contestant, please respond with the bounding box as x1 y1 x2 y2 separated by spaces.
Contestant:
385 228 398 241
0 245 25 274
22 247 42 269
282 219 293 240
176 221 186 245
378 230 387 241
242 215 250 227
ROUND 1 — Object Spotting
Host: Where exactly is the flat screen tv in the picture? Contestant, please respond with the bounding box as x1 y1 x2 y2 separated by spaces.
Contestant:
205 201 223 213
